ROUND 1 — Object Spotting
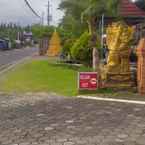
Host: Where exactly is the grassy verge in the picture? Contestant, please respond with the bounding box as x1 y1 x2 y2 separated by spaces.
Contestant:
1 58 145 100
0 59 92 96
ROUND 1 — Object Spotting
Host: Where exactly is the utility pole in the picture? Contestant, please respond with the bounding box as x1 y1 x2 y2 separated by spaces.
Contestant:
46 0 52 26
41 12 45 26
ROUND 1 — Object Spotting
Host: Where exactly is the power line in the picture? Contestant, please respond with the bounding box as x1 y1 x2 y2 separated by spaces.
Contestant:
24 0 41 18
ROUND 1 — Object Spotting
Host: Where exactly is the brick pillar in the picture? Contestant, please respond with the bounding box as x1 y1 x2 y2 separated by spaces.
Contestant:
137 38 145 94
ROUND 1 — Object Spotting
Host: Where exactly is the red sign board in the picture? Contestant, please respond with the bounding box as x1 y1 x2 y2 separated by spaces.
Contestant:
78 72 98 90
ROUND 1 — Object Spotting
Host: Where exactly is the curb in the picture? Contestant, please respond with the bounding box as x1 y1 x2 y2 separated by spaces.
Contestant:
78 95 145 105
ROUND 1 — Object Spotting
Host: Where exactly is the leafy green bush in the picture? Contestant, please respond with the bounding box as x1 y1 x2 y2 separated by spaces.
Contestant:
62 38 75 56
71 31 92 65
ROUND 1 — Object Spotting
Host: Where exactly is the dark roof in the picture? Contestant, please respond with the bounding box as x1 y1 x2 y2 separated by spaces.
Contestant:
98 0 145 25
119 0 145 17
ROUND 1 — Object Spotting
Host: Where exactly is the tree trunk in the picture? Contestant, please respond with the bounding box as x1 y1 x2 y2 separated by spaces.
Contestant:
92 47 99 70
87 18 99 71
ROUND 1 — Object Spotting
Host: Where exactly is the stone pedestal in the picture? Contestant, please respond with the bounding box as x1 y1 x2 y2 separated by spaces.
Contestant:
137 38 145 94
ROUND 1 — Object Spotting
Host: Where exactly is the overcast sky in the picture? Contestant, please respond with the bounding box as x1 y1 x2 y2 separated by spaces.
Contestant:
0 0 64 26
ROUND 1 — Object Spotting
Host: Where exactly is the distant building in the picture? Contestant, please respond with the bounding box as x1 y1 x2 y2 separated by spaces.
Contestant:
23 31 33 45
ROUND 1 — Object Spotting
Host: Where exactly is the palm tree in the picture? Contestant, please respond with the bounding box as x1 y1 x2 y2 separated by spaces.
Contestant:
82 0 119 70
59 0 89 36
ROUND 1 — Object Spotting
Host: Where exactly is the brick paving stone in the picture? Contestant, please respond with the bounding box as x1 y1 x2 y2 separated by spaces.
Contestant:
44 127 54 131
115 138 125 143
63 142 75 145
19 142 30 145
36 113 46 117
0 94 145 145
75 138 88 144
65 120 74 124
31 143 39 145
49 140 59 145
2 140 13 145
117 134 129 139
136 137 145 145
66 126 76 129
57 138 68 143
50 123 59 127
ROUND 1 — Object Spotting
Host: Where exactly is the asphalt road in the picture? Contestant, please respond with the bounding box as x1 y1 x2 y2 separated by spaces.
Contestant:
0 47 37 68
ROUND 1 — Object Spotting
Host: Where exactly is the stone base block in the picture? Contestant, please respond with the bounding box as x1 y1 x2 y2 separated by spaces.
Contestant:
105 73 134 89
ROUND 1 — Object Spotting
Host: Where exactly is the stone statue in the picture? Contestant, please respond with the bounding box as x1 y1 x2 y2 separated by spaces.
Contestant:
104 22 134 85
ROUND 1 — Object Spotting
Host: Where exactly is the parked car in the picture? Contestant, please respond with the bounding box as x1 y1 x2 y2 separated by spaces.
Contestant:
0 39 9 50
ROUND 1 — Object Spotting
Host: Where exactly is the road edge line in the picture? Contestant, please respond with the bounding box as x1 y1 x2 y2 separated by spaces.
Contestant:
77 95 145 105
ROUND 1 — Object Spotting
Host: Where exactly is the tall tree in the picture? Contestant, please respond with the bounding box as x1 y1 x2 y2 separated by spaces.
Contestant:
59 0 88 37
59 0 119 69
82 0 119 70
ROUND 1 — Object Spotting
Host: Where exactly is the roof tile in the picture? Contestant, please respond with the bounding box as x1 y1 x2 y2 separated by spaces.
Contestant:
120 0 145 17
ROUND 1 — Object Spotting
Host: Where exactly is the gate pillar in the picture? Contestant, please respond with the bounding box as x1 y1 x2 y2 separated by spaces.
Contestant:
137 38 145 94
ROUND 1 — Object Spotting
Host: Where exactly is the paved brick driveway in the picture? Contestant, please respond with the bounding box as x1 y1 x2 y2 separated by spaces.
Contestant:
0 93 145 145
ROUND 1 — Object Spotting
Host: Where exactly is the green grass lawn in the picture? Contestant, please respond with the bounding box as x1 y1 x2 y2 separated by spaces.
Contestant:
0 59 92 96
1 59 142 100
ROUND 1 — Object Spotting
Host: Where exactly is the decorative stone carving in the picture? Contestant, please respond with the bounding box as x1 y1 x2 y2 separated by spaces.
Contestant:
104 22 134 87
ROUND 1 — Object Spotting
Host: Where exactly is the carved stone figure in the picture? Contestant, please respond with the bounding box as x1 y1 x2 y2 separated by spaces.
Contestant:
105 22 134 84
